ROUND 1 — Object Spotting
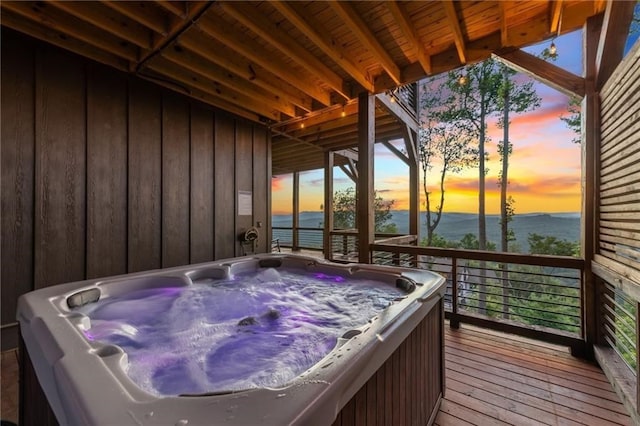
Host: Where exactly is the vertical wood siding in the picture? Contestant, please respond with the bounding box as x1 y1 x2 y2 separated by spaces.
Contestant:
0 30 271 346
331 302 444 426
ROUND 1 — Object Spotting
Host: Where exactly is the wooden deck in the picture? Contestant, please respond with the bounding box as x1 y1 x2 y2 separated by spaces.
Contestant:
437 325 631 426
1 324 631 426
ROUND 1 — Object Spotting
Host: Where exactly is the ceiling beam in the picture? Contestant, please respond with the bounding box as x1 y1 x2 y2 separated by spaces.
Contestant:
161 45 296 117
328 0 402 85
154 0 185 18
178 31 313 112
138 69 261 123
100 1 167 35
2 1 139 62
442 0 467 64
135 1 211 72
375 92 419 132
146 57 282 121
384 1 432 75
550 0 564 34
596 0 637 90
49 1 152 49
493 48 585 98
196 13 331 107
0 8 130 72
219 1 349 100
270 1 374 93
498 1 509 46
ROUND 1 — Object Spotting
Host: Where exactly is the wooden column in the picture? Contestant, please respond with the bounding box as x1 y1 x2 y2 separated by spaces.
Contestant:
324 151 334 260
582 13 602 352
293 171 300 251
405 127 420 239
357 92 375 263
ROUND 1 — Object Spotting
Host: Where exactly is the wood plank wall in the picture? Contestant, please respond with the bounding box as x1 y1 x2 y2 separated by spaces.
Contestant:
0 29 272 350
596 40 640 285
331 302 444 426
593 38 640 420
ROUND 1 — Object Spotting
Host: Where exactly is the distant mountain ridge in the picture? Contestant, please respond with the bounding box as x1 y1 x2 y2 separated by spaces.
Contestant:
272 211 580 253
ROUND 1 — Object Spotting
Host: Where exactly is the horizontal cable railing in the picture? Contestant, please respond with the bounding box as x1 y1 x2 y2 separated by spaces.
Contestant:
602 282 637 372
272 226 323 251
371 243 585 347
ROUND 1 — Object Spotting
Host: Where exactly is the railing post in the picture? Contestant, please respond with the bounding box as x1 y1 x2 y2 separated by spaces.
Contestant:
450 256 460 329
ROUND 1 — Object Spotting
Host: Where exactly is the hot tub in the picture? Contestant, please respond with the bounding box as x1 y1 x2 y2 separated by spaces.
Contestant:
18 254 446 425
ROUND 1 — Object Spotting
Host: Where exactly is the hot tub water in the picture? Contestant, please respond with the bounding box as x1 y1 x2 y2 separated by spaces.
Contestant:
75 267 406 397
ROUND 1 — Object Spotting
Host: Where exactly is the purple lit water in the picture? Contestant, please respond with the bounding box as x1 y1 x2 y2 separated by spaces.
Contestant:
76 268 404 396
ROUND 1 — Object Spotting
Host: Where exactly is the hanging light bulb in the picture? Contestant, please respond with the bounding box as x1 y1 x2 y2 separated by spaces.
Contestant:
300 122 305 129
549 40 557 57
458 73 468 86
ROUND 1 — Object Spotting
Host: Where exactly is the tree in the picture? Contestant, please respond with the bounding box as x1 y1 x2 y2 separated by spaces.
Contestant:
496 63 541 319
560 96 581 144
528 233 580 257
331 187 397 233
420 78 479 246
442 60 503 314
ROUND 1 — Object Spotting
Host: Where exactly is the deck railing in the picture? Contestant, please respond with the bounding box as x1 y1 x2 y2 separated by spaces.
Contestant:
370 242 586 353
272 226 323 251
602 283 638 372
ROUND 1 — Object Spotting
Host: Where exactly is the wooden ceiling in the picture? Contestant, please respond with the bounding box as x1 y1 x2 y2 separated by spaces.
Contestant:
1 1 607 174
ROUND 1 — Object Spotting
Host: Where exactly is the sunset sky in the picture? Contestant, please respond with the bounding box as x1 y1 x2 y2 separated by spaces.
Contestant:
273 25 639 216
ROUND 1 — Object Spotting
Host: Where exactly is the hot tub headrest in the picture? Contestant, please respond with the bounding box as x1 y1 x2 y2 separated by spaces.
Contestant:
67 288 101 309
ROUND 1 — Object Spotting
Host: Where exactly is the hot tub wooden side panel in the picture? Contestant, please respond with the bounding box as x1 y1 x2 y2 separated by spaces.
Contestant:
332 300 444 426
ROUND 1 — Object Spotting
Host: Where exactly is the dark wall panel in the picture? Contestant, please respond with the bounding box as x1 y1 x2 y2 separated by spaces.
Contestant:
190 105 215 263
1 31 272 348
162 95 191 267
253 127 269 253
236 121 254 255
86 67 128 279
214 114 236 260
1 37 35 326
34 47 86 289
128 82 162 273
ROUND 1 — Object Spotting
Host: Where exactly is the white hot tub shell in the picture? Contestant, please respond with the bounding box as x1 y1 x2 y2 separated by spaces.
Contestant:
18 253 446 426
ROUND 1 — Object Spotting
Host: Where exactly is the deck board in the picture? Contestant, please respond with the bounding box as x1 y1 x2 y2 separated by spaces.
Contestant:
437 325 632 426
1 323 632 426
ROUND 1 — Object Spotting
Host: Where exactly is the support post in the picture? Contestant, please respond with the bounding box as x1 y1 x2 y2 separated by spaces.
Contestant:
357 92 375 264
581 13 602 355
323 151 334 260
293 171 300 251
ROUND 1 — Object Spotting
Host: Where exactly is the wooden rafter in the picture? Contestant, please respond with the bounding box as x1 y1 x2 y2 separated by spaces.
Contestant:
219 1 349 100
138 68 261 123
493 48 585 98
178 31 313 112
270 1 374 93
328 0 402 85
498 1 509 46
384 1 432 75
161 45 296 117
49 1 152 49
442 0 467 64
0 8 130 72
154 1 185 18
100 1 167 35
2 1 139 62
136 1 211 71
146 57 281 120
595 0 637 90
550 0 564 34
196 13 331 107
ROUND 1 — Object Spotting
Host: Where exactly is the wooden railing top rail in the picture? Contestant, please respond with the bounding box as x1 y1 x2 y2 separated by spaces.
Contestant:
374 235 418 245
371 243 585 269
